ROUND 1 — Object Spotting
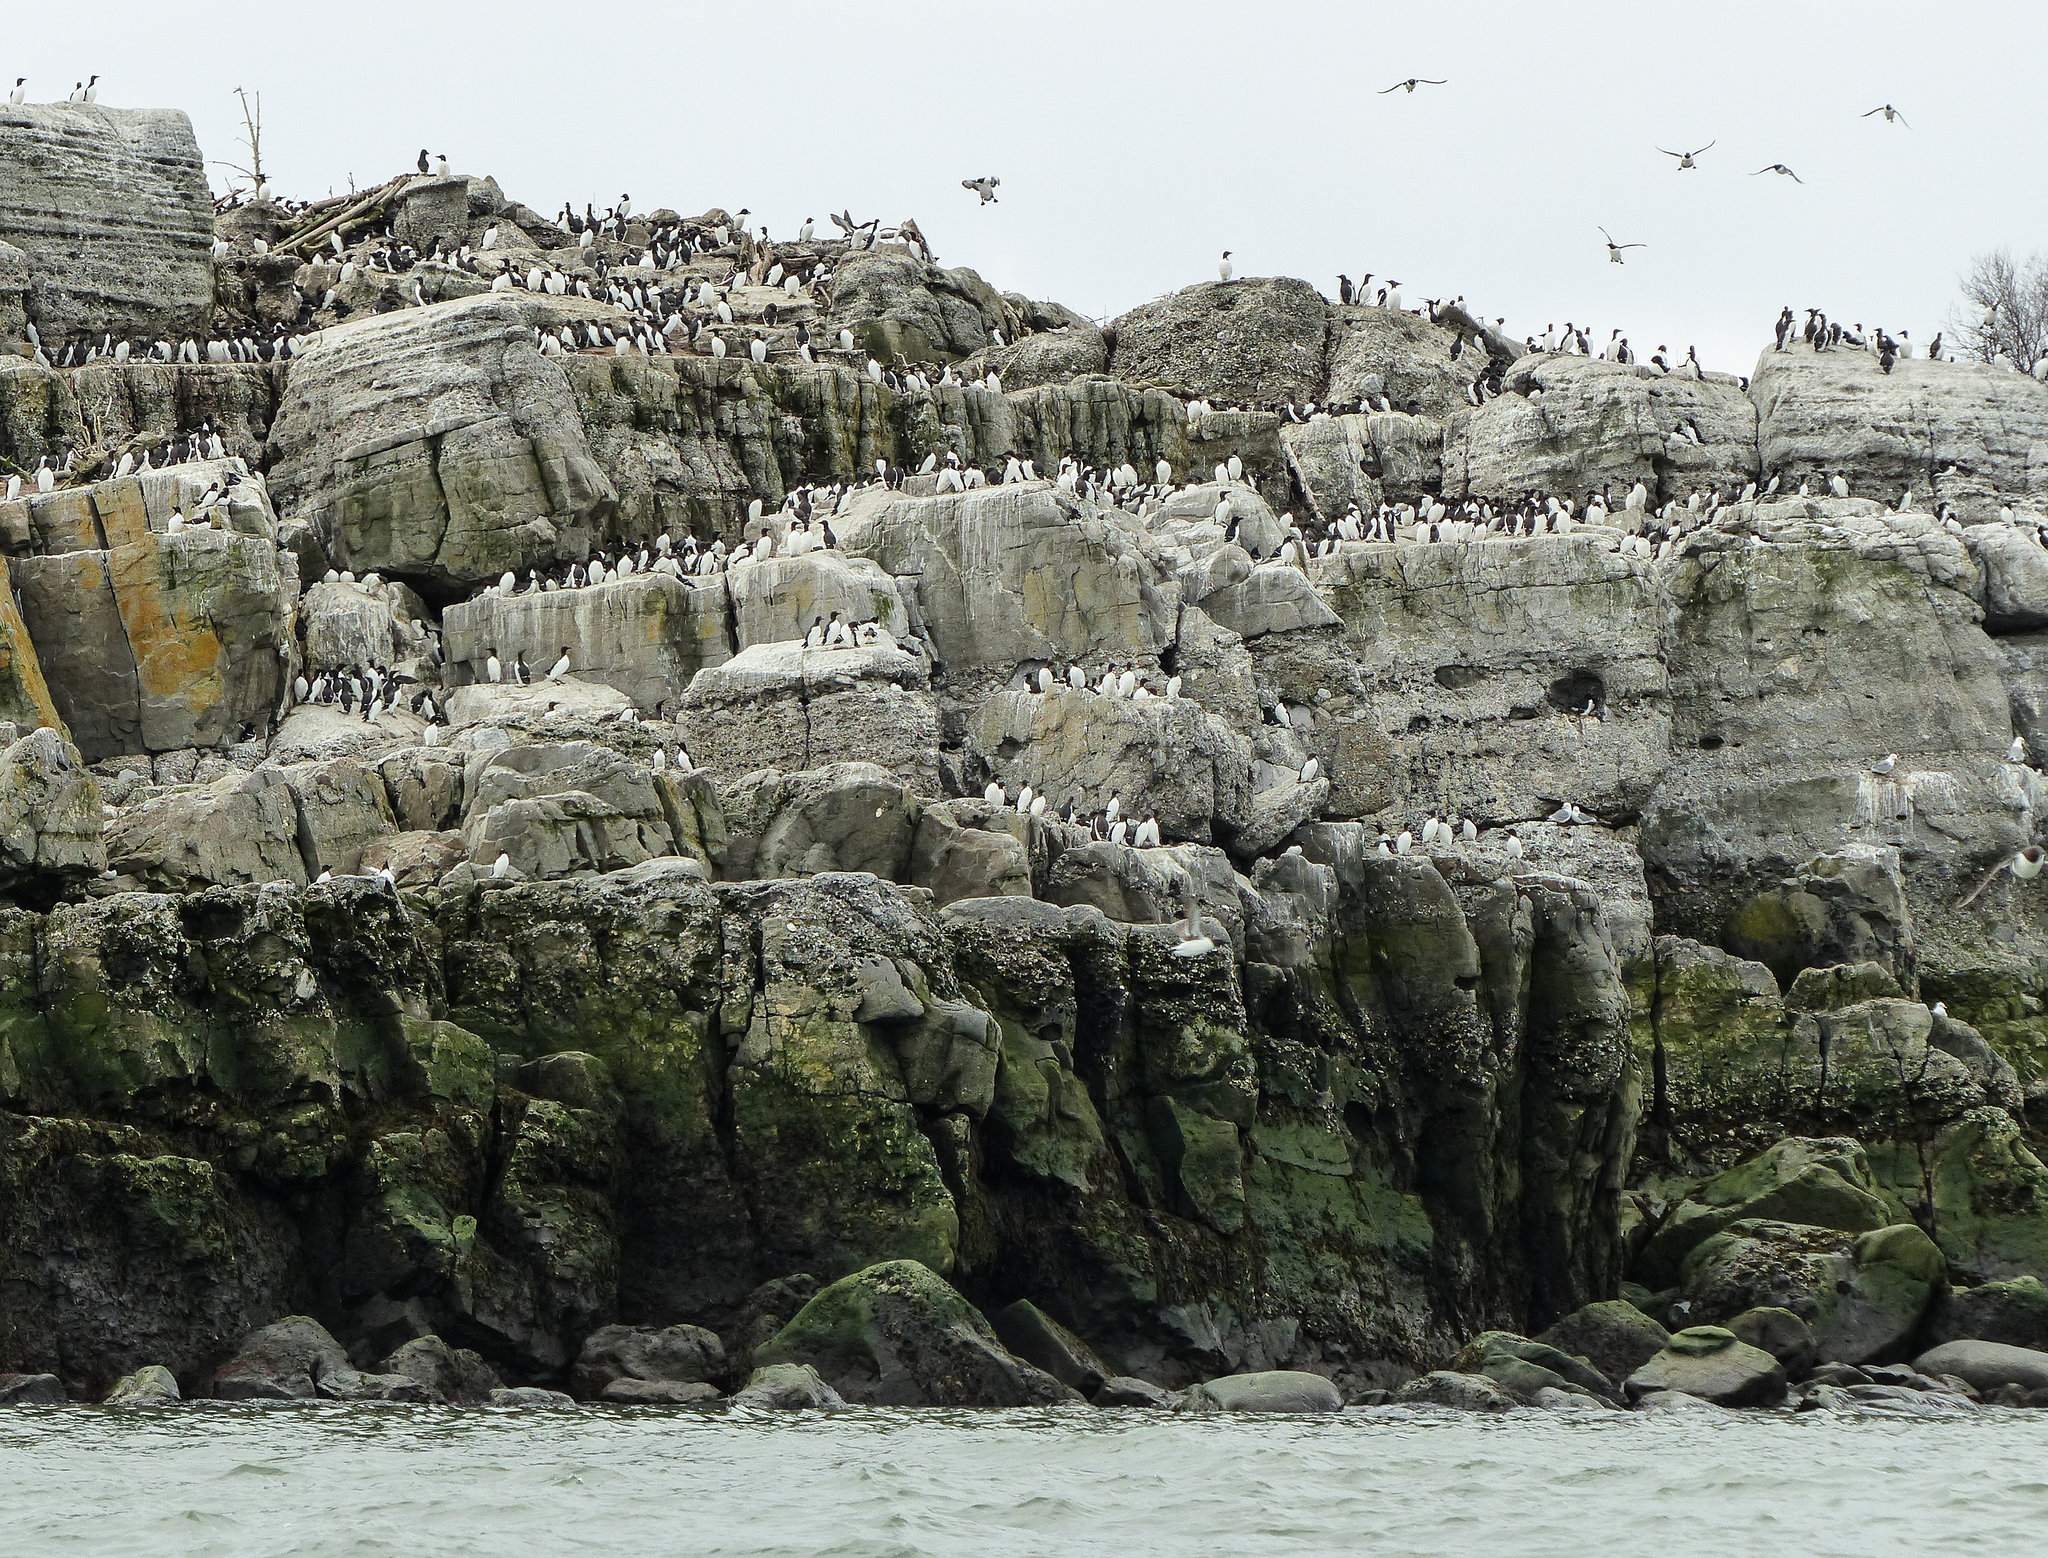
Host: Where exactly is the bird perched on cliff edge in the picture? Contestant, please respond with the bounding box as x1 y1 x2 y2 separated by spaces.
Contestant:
961 176 999 204
8 79 24 106
1218 251 1234 282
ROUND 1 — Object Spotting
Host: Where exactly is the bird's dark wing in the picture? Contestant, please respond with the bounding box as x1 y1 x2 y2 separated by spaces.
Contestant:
1420 78 1446 84
1378 82 1403 92
1657 147 1681 157
1863 105 1883 116
1693 141 1716 155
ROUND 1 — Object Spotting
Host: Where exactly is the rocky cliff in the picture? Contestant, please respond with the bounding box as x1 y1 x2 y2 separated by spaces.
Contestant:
5 103 2048 1408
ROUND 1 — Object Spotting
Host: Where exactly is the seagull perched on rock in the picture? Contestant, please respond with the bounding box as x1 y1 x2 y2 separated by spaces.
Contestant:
1657 141 1715 169
1870 753 1899 776
961 176 1000 204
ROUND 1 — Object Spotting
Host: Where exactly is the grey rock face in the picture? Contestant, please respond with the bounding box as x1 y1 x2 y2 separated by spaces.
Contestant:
212 1315 351 1400
0 240 27 351
1624 1327 1787 1407
1110 277 1328 405
1175 1369 1342 1413
375 1336 501 1404
1679 1219 1944 1364
730 553 908 654
444 573 729 715
1315 533 1666 826
0 727 105 897
102 1363 181 1405
1392 1370 1518 1413
752 1259 1079 1407
106 767 306 890
298 579 435 675
729 1362 847 1410
487 1386 578 1407
1635 1136 1893 1289
1326 305 1478 419
676 640 937 790
1644 501 2028 943
1093 1376 1176 1408
838 482 1175 673
1965 521 2048 632
463 741 676 879
0 105 216 345
285 758 397 876
1448 355 1758 504
1535 1299 1670 1387
826 249 1018 362
0 1372 66 1404
977 324 1107 390
1923 1276 2048 1352
268 294 620 588
991 1298 1111 1395
715 763 917 882
1752 348 2048 517
571 1322 727 1400
968 688 1251 846
1913 1339 2048 1394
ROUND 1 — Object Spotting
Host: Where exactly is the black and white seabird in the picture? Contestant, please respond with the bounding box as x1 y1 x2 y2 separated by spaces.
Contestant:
1379 78 1447 93
1657 141 1715 169
1862 103 1910 127
1598 226 1645 264
1752 163 1803 182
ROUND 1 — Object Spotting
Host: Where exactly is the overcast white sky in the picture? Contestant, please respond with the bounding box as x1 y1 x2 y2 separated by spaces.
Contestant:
13 1 2044 374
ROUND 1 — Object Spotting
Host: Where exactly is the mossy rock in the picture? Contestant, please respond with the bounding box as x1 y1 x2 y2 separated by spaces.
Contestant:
752 1258 1078 1407
1635 1136 1890 1289
1680 1218 1941 1365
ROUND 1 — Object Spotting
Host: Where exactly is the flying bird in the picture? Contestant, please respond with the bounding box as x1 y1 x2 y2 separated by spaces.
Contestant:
1658 141 1715 169
1380 78 1447 93
961 176 1000 205
1863 104 1910 127
1599 227 1646 264
1752 163 1803 182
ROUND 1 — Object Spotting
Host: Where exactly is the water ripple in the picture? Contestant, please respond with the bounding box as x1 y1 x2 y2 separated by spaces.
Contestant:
1 1406 2044 1556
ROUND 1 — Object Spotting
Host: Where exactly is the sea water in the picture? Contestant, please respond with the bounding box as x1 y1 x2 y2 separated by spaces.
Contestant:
3 1403 2045 1557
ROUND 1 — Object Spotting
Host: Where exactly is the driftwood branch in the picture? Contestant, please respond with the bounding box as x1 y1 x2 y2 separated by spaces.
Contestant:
277 176 408 257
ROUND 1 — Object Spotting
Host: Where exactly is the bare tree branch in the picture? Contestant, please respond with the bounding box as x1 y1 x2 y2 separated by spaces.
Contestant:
1946 248 2048 368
